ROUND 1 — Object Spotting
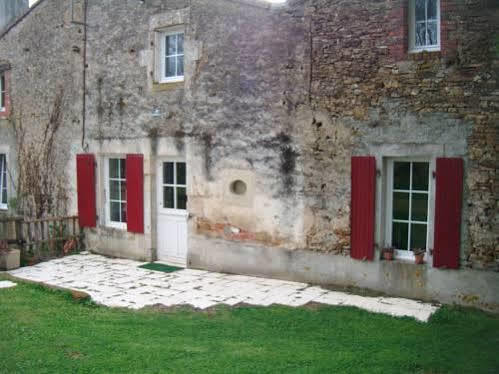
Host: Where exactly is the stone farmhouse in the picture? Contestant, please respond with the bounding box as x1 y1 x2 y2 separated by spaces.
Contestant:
0 0 498 311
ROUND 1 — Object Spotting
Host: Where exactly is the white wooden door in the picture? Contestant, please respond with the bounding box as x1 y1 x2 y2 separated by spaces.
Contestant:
157 160 188 266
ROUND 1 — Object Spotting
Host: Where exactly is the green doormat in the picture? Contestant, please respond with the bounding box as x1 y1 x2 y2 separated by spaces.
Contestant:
139 263 184 273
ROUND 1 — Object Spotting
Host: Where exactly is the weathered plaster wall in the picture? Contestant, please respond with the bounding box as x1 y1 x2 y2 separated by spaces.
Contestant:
84 0 311 253
0 0 84 216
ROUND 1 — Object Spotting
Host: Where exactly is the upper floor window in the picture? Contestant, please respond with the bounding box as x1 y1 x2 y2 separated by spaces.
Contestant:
409 0 440 52
0 154 7 210
157 30 184 83
0 74 6 112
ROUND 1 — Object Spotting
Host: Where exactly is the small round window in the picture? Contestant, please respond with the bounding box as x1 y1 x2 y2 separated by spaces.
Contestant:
230 180 247 196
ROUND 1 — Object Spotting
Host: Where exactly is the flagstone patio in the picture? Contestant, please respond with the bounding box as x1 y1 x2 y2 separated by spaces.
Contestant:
7 252 439 322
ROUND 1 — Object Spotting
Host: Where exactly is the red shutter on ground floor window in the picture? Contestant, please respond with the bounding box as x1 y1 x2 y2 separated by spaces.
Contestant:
76 154 96 228
126 154 144 234
350 156 376 261
433 158 463 269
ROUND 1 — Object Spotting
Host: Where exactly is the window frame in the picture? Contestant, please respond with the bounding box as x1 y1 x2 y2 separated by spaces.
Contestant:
156 27 185 84
158 160 188 216
0 153 8 210
408 0 441 53
385 157 435 260
104 157 127 230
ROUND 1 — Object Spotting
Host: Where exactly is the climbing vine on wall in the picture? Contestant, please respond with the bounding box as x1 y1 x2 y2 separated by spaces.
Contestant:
13 87 68 219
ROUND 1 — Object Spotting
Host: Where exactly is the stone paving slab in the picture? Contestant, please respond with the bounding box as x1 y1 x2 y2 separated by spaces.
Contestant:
8 252 439 322
0 280 17 289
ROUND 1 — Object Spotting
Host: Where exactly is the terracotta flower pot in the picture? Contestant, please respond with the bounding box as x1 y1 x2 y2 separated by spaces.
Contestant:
383 251 394 261
414 253 425 265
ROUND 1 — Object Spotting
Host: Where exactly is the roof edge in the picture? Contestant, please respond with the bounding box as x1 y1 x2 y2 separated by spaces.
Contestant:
0 0 48 40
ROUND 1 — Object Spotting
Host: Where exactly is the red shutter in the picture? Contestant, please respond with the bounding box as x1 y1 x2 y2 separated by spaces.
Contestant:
433 158 463 269
126 154 144 234
76 154 96 228
350 156 376 261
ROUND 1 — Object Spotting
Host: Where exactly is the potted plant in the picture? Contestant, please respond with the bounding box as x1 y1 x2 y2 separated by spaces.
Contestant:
412 248 425 265
382 247 394 261
0 239 20 270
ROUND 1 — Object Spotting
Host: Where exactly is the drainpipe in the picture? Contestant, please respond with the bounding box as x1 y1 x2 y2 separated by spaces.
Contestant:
71 0 88 150
81 0 88 150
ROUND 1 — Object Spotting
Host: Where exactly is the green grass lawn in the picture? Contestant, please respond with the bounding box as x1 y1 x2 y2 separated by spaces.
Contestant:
1 278 498 374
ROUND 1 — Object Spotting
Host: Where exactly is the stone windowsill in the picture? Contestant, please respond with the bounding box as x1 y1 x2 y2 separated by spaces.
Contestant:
152 81 184 92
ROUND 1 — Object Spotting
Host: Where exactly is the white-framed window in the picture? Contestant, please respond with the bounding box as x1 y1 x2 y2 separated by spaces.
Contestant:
156 29 184 83
105 158 127 229
385 159 434 259
0 73 6 112
161 161 187 211
0 154 7 210
409 0 440 52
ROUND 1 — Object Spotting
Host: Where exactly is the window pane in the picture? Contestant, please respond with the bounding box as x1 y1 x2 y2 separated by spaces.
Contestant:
0 155 6 204
410 224 427 250
110 202 121 222
411 193 428 221
177 187 187 210
110 180 120 200
176 162 186 185
394 162 410 190
120 159 126 179
393 192 410 220
163 186 174 209
165 56 176 78
415 0 426 21
121 181 127 201
0 75 4 108
1 157 6 188
412 162 429 190
177 33 184 54
392 222 409 250
166 35 176 56
109 159 119 178
427 0 438 20
415 22 426 47
163 162 174 184
427 21 438 46
121 203 127 223
177 55 184 77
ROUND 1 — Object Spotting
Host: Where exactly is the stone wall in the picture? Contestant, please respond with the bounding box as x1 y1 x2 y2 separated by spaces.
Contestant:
305 0 499 270
1 0 497 273
0 0 85 217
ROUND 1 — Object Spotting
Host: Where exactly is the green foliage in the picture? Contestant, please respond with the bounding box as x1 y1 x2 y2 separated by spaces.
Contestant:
7 197 18 214
0 278 498 373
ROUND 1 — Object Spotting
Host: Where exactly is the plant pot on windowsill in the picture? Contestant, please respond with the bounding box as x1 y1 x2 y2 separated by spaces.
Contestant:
412 248 425 265
0 241 21 270
382 247 394 261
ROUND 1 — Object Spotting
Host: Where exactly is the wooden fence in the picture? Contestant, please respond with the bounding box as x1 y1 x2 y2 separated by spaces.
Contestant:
0 215 81 263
